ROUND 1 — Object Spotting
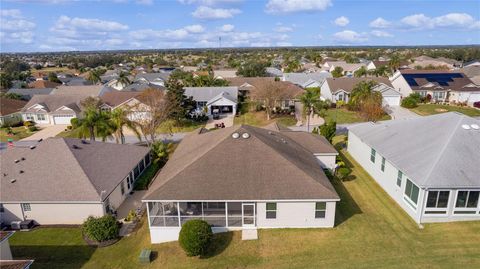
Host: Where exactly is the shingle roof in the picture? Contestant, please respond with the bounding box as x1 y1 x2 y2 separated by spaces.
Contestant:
134 72 170 82
143 125 339 201
22 94 88 113
51 85 105 96
123 82 166 92
100 91 141 107
283 72 332 88
0 98 27 116
372 83 401 96
325 77 393 93
349 112 480 188
28 80 61 89
6 88 54 100
0 138 149 202
184 86 239 102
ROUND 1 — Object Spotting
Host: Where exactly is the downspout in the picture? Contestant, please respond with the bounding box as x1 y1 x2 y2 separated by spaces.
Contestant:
418 187 427 228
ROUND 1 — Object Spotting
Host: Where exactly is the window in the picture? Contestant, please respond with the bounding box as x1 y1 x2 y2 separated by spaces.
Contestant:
404 179 419 206
126 176 131 189
370 148 376 163
315 202 326 218
22 203 31 211
456 191 479 208
0 203 4 213
25 113 34 121
266 203 277 219
426 191 449 209
418 91 427 97
120 182 125 195
433 91 445 100
196 101 207 108
37 114 46 121
145 153 151 165
381 157 386 172
396 171 402 187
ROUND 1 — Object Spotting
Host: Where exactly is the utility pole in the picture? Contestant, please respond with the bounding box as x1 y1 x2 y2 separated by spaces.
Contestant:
219 37 222 48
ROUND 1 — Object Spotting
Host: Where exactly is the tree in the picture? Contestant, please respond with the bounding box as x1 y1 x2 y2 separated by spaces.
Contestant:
299 87 329 132
2 93 23 100
388 54 401 73
82 215 119 242
348 80 378 111
116 71 131 88
179 220 213 257
165 78 195 122
0 73 13 89
354 66 368 78
251 80 294 121
151 140 174 165
87 69 101 84
236 61 268 77
48 72 61 83
331 66 344 78
109 108 140 144
348 81 384 122
313 120 337 143
134 88 171 146
72 107 112 141
80 96 103 110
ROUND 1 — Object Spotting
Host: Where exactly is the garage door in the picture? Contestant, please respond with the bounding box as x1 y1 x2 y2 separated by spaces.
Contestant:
468 93 480 103
53 115 75 125
383 96 400 107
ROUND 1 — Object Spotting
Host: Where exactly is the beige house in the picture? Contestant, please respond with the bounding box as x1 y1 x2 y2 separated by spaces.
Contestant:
0 98 27 127
0 138 150 225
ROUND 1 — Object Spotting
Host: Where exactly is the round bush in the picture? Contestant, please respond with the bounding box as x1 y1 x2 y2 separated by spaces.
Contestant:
401 97 418 108
179 219 213 257
337 167 352 181
82 215 119 242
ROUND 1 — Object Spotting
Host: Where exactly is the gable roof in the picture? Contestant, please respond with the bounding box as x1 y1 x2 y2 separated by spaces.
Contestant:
349 112 480 188
184 86 239 102
398 70 480 92
143 125 339 201
51 85 106 96
0 98 28 116
372 83 401 96
28 80 61 89
226 77 303 96
6 88 55 100
123 82 166 92
134 72 170 82
0 138 149 202
100 91 141 107
22 94 88 113
283 72 332 88
325 77 392 93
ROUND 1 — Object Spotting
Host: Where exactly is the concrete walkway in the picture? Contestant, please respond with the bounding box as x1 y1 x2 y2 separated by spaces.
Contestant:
116 190 147 220
20 124 68 141
242 228 258 240
385 106 420 120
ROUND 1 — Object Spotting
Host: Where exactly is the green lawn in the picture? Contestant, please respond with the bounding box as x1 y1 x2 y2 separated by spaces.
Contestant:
323 108 391 124
0 126 37 142
10 136 480 268
157 119 206 133
234 111 297 127
410 104 480 117
56 127 81 138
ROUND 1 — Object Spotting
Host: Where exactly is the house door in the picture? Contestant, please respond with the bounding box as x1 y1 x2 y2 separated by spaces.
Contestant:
242 203 255 227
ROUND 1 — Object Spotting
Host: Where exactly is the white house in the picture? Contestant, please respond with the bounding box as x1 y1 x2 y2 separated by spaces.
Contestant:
348 113 480 224
21 94 85 125
0 98 27 127
184 86 239 116
142 125 340 243
390 70 480 105
100 91 152 123
320 77 399 106
134 73 170 87
282 72 332 88
0 138 151 225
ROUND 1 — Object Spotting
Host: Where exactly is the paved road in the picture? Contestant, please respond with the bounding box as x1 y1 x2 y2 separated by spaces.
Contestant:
20 124 68 141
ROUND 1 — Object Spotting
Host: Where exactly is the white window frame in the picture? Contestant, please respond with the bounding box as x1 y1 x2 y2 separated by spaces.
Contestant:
25 113 34 121
22 203 31 212
403 179 419 210
424 190 450 216
370 148 376 163
36 114 46 121
453 190 480 215
396 171 402 187
315 202 327 219
265 202 277 219
381 157 386 172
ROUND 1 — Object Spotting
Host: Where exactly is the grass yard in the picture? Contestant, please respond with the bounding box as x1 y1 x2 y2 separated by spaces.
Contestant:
157 119 206 133
410 104 480 117
56 127 81 138
234 111 297 127
9 135 480 269
0 126 37 142
323 108 391 124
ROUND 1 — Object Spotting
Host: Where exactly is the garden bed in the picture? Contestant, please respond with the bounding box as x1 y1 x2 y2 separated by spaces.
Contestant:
133 162 161 190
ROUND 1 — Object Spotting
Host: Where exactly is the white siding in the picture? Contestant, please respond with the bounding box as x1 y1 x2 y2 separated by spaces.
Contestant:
320 81 333 102
390 72 413 97
315 154 337 170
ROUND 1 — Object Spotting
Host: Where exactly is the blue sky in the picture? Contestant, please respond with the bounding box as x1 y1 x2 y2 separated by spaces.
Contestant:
1 0 479 52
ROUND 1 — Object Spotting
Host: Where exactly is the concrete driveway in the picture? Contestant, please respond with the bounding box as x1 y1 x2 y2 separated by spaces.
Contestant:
205 114 234 129
20 124 68 141
385 106 420 120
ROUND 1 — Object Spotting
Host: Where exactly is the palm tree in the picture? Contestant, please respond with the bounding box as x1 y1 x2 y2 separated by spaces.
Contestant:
87 69 101 84
354 66 368 77
74 108 112 141
388 55 401 74
116 71 131 88
300 87 321 132
109 108 140 144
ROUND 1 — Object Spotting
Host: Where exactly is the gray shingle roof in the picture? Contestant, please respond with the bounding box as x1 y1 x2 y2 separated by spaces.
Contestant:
0 138 150 202
134 72 170 83
349 112 480 188
6 88 54 100
22 94 88 113
143 125 339 201
283 72 332 88
184 87 239 103
51 85 105 96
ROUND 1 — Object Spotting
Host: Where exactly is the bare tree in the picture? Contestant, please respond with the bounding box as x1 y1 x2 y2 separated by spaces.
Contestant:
251 80 294 120
130 88 170 146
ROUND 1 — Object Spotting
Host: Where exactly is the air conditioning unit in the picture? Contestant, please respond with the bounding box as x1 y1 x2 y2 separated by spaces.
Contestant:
11 221 21 230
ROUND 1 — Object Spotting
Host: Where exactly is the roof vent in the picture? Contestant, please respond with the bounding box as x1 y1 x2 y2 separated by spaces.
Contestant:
19 170 24 174
471 124 479 130
29 146 36 150
21 157 25 161
231 132 240 139
14 160 20 163
38 138 43 142
268 131 274 135
72 145 80 149
10 179 16 183
461 124 471 130
242 133 250 139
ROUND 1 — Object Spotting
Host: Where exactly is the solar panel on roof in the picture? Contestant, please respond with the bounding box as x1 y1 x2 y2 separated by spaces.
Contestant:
403 73 464 87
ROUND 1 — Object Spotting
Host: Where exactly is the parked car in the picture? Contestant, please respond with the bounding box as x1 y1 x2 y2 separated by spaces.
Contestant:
212 109 220 119
474 101 480 109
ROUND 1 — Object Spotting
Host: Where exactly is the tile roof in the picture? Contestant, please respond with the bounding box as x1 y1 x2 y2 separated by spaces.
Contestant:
349 112 480 188
0 98 27 116
0 138 149 202
144 125 339 201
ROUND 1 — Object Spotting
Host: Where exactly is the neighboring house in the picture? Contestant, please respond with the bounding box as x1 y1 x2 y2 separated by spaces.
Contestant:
282 72 332 88
265 67 283 77
0 138 151 225
459 65 480 85
0 98 28 126
6 88 54 100
21 94 88 125
184 86 239 116
320 77 397 106
213 69 237 79
366 60 409 70
463 60 480 68
323 61 366 76
347 112 480 224
50 85 111 97
123 82 166 92
142 125 340 243
60 77 92 86
27 80 61 89
390 70 480 105
134 73 170 87
409 56 461 69
100 91 150 122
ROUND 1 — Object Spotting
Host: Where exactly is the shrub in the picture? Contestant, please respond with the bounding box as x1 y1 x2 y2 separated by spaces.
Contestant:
28 126 37 132
23 121 33 128
124 210 137 222
401 96 418 108
337 167 352 181
179 219 213 257
474 101 480 109
82 215 119 242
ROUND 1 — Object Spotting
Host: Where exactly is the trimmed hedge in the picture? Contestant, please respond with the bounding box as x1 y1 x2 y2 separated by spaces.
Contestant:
82 215 119 242
179 219 213 257
133 162 161 190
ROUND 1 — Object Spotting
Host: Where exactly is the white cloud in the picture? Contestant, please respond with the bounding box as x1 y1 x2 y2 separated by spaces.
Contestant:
369 17 391 28
400 13 476 30
184 24 205 33
334 16 349 27
52 15 129 33
370 30 393 38
274 26 293 32
0 9 22 18
265 0 332 14
471 21 480 30
333 30 368 43
219 24 235 32
400 14 432 28
0 9 35 44
136 0 153 5
192 6 241 19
